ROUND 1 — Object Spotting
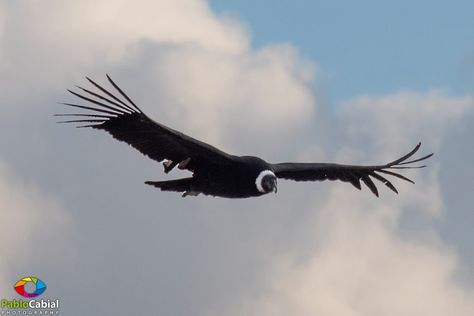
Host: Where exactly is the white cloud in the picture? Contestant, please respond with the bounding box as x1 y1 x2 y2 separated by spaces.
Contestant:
0 0 247 94
243 202 474 316
0 1 5 67
0 0 315 311
0 1 473 315
235 93 474 316
338 91 472 153
0 0 316 154
0 159 72 298
336 92 473 215
117 41 316 153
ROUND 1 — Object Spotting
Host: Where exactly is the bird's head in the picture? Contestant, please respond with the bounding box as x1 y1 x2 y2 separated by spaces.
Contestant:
256 170 278 194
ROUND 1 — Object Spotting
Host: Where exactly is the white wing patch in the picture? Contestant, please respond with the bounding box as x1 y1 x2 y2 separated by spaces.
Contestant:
256 170 276 193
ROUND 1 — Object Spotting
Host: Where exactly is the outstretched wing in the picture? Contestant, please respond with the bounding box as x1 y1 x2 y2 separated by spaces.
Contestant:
271 143 433 197
56 75 235 174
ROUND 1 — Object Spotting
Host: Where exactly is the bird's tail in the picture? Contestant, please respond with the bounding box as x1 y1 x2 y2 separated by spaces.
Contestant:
145 177 199 197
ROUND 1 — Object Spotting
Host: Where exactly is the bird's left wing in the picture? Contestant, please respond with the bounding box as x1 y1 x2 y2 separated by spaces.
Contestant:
56 75 235 174
271 143 433 197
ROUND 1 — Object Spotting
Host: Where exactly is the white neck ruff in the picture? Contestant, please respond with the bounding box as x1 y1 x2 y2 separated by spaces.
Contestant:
256 170 276 193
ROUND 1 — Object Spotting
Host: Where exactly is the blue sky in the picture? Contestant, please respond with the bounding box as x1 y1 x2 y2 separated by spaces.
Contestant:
211 0 474 102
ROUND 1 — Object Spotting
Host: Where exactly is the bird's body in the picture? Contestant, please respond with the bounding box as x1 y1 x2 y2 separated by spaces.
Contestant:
57 75 433 199
147 156 274 198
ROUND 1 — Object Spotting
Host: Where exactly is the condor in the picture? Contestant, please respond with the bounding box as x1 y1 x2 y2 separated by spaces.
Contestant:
57 76 433 198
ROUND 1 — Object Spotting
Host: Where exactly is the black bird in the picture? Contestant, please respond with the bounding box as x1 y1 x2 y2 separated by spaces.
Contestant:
57 75 433 198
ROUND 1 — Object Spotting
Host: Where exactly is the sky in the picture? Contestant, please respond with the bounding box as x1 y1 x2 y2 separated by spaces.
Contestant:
0 1 473 315
211 0 474 101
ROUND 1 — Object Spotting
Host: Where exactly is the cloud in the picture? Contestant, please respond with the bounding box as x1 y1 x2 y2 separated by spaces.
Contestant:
236 92 474 316
336 92 473 217
0 1 5 66
0 1 316 313
110 41 316 154
242 200 474 316
1 0 316 154
0 1 473 316
338 91 472 152
0 0 247 97
0 159 73 299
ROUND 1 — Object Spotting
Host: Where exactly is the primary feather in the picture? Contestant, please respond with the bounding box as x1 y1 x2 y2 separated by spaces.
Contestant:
57 75 233 176
271 143 433 197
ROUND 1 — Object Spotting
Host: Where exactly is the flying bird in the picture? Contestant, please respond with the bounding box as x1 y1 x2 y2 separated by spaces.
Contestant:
57 75 433 198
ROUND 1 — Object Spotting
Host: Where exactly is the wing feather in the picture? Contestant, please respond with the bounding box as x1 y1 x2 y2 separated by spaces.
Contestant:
57 76 234 174
271 143 433 197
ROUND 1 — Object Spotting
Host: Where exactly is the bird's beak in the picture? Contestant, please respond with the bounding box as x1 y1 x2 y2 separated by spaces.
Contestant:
274 180 278 194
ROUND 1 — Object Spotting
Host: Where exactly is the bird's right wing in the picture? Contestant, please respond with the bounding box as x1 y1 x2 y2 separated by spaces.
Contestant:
56 75 235 174
271 143 433 197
